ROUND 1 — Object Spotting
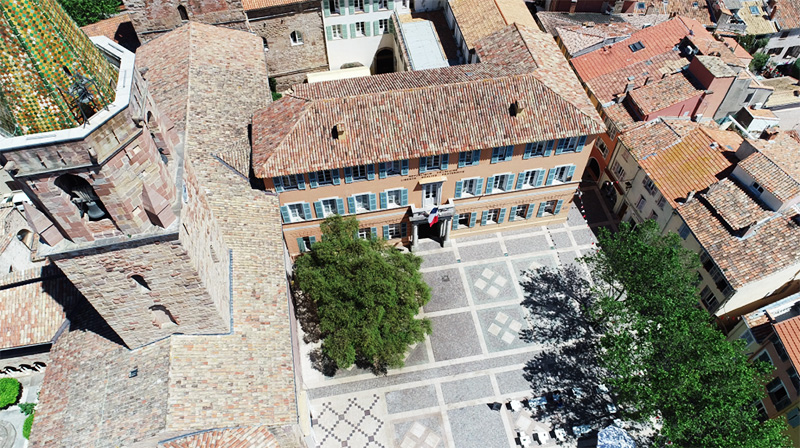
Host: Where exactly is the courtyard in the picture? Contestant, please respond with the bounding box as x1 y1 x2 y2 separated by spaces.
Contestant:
300 187 618 448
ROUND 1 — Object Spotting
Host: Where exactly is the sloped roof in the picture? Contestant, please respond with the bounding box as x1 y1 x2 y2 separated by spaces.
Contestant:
241 0 307 11
738 148 800 203
254 24 604 177
585 52 686 104
621 118 740 207
554 22 640 56
772 0 800 30
737 1 778 34
704 178 771 230
775 315 800 371
159 426 279 448
664 0 715 26
627 72 702 116
535 12 670 36
762 76 800 108
80 13 131 42
449 0 538 51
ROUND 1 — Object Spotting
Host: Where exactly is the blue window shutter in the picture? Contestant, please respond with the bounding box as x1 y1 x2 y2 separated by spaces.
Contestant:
347 196 356 213
537 202 546 218
367 164 375 180
297 237 306 252
498 208 507 224
455 180 463 198
475 178 483 195
504 145 514 161
280 206 290 223
370 227 377 239
380 191 388 209
441 154 449 169
336 198 345 214
342 22 348 38
555 139 564 155
323 0 330 16
505 175 514 192
332 169 341 185
369 193 377 210
419 157 427 173
309 236 316 245
374 20 380 36
535 169 545 187
544 140 554 156
325 26 332 40
401 188 408 206
388 0 394 9
524 143 533 159
481 210 489 226
401 159 409 175
314 201 324 218
383 225 390 239
401 222 407 237
364 0 371 12
458 152 467 168
309 171 318 188
526 203 535 219
545 169 556 186
515 173 525 190
350 22 356 36
509 205 518 222
485 176 494 194
554 199 564 214
364 21 371 36
379 162 387 179
273 177 284 192
576 136 587 153
452 218 459 230
302 202 312 220
472 150 481 166
344 167 353 183
469 211 477 227
567 165 576 181
297 174 306 190
491 148 500 164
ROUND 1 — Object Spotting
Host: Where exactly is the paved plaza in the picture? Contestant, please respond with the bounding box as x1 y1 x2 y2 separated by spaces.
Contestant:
301 189 616 448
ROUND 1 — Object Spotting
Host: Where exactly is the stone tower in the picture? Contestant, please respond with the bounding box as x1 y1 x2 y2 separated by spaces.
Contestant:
123 0 249 43
0 0 229 348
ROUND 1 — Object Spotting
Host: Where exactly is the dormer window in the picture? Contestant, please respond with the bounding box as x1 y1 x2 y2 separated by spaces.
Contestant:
629 41 645 52
751 181 765 195
510 100 526 117
332 123 346 139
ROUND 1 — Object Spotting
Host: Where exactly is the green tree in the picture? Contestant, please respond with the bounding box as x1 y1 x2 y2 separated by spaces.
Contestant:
295 215 431 374
0 378 20 409
57 0 120 27
737 35 769 54
751 52 770 73
583 221 790 447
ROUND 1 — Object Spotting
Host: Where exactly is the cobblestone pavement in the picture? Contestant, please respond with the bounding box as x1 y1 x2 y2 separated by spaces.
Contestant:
301 192 616 448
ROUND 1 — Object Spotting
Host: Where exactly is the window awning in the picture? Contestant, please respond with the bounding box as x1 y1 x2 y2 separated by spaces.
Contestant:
419 176 447 185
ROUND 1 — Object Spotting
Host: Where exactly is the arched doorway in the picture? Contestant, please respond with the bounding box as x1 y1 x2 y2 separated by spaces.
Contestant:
373 48 395 75
585 157 601 180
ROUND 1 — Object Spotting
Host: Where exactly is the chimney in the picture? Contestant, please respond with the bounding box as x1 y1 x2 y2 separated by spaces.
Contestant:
625 83 635 92
510 100 526 117
770 1 779 20
644 76 652 85
761 126 780 141
686 190 696 202
570 0 578 15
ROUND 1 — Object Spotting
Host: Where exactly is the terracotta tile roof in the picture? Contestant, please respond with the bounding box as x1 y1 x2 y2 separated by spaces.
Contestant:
627 72 702 116
686 35 746 68
241 0 307 11
535 12 670 36
762 76 800 108
664 0 716 26
584 52 686 104
254 25 604 177
571 17 702 82
603 102 642 133
721 36 754 64
772 0 800 29
775 315 800 371
737 1 778 34
159 426 279 448
705 178 772 229
738 135 800 202
80 13 131 42
554 21 640 56
449 0 538 51
694 55 737 78
621 118 740 207
0 265 79 349
678 186 800 289
33 22 299 448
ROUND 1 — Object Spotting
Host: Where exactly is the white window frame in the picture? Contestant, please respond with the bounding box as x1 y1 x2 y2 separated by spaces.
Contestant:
522 170 541 188
493 174 510 193
596 138 609 158
461 177 480 197
385 160 402 176
386 188 403 208
378 18 389 33
320 197 338 217
286 202 307 222
358 227 372 239
332 24 343 39
280 175 299 191
378 0 388 9
330 0 340 14
486 208 501 224
387 223 402 239
528 140 549 157
553 166 572 184
543 200 558 216
612 161 626 181
290 31 303 46
557 137 580 153
354 0 365 12
354 193 371 212
425 155 442 171
355 21 366 37
515 204 528 219
457 213 470 228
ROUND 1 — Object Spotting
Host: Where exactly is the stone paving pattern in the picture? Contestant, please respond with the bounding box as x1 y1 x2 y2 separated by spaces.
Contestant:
305 196 615 447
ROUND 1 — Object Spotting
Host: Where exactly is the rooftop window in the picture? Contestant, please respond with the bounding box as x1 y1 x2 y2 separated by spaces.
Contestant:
629 41 645 52
750 5 760 14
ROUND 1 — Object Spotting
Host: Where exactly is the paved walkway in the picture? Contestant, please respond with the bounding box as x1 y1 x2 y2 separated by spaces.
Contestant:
300 194 615 448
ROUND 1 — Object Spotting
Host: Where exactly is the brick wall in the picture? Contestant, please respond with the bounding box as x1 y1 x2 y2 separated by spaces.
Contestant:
124 0 248 41
247 2 328 90
52 238 228 349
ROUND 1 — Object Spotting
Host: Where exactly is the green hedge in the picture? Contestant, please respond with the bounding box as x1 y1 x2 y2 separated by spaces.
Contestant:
0 378 21 409
22 411 34 440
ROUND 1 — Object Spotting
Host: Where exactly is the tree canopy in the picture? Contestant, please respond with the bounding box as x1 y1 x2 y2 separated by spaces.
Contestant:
58 0 120 27
582 221 790 447
294 215 431 374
